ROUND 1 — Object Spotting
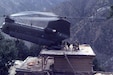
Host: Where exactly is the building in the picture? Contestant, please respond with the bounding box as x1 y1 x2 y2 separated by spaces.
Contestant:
41 44 96 75
15 44 95 75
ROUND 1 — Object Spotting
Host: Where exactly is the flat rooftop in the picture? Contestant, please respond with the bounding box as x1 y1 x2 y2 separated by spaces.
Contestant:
40 44 95 56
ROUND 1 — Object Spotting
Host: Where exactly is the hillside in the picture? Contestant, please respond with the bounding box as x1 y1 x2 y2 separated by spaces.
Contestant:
0 0 66 14
0 0 113 71
51 0 113 71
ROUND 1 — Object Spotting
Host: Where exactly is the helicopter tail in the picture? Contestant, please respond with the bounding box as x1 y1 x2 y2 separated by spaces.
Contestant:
46 19 70 38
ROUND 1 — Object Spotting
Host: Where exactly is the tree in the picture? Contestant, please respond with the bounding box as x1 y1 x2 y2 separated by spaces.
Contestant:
106 5 113 19
15 40 29 60
29 44 42 56
0 32 44 74
93 58 105 71
0 37 18 75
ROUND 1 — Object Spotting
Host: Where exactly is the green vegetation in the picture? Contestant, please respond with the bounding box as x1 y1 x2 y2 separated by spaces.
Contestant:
0 32 41 75
93 58 105 71
29 44 42 57
107 5 113 19
0 33 17 75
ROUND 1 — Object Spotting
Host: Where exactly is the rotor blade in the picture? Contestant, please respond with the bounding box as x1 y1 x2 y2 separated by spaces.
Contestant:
10 11 58 17
13 17 59 21
62 16 106 19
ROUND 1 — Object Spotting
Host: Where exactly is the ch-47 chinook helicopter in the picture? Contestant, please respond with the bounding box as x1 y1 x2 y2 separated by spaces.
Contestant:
1 11 70 50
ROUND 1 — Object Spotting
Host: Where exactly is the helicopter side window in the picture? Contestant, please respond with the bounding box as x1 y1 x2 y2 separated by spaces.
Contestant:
44 28 57 34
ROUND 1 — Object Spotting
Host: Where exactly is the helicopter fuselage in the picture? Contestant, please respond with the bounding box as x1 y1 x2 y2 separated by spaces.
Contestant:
2 22 68 46
1 17 70 49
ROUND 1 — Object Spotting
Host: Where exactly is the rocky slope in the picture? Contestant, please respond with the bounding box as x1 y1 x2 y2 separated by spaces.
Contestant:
0 0 66 14
51 0 113 71
0 0 113 71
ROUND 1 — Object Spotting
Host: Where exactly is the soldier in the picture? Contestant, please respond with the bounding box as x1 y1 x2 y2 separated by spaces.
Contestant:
73 40 79 51
62 41 69 51
69 44 74 51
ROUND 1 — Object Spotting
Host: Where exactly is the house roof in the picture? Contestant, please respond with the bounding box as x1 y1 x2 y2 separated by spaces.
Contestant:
40 44 96 56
